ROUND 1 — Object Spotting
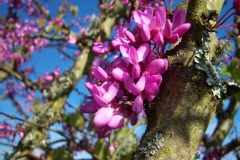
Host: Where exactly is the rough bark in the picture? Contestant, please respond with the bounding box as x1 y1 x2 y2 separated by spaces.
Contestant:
132 0 236 159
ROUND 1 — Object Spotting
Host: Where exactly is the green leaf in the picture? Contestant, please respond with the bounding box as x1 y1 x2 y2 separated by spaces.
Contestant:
57 12 65 19
220 65 231 77
7 23 15 29
70 5 79 16
234 91 240 101
37 18 46 26
45 25 52 33
94 139 108 159
63 112 85 128
47 148 73 160
115 129 128 140
232 68 240 83
94 139 104 155
53 24 61 33
220 59 240 83
120 153 132 160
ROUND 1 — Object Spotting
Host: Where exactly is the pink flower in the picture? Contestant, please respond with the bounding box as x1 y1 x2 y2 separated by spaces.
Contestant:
92 66 108 81
121 0 128 4
74 51 81 56
120 43 149 78
94 107 114 127
96 126 112 138
109 143 115 152
67 35 77 44
146 58 168 75
132 95 143 114
111 23 133 49
81 4 192 138
132 6 190 45
92 42 111 54
172 8 191 37
92 82 119 108
80 100 99 113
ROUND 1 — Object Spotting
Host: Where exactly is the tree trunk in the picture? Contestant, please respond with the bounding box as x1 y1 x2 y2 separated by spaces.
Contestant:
133 0 227 159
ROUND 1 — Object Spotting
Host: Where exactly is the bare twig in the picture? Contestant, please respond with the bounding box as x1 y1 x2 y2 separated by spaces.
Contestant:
0 66 37 90
32 0 51 20
0 111 69 139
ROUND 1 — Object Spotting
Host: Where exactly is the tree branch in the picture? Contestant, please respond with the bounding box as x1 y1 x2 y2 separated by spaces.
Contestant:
32 0 51 20
0 66 37 90
205 97 238 149
8 2 127 159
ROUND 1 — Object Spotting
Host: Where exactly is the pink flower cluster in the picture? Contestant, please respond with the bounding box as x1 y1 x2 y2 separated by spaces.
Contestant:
0 18 48 66
81 5 190 138
37 67 60 89
0 123 24 139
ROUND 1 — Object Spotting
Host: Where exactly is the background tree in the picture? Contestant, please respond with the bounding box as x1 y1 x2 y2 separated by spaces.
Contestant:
0 0 240 160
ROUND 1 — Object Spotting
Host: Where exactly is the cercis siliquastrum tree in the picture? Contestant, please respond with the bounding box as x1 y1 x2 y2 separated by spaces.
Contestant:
1 0 240 159
81 0 240 159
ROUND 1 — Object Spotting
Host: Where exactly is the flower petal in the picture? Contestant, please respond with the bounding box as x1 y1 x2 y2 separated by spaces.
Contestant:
141 23 151 42
96 126 112 138
103 83 119 103
85 82 94 93
108 113 124 129
130 84 140 96
172 23 191 37
137 43 149 62
129 112 138 125
163 58 168 73
132 64 141 79
132 96 143 114
141 13 152 27
146 59 165 75
128 46 138 64
156 6 166 29
123 72 134 91
92 42 110 54
136 72 149 91
125 30 136 42
164 19 172 38
123 73 139 95
92 66 108 81
120 44 130 62
132 10 143 27
145 82 159 95
144 6 153 15
169 34 179 44
112 67 125 81
80 101 99 113
154 31 164 46
94 107 114 127
172 8 187 30
94 94 109 107
145 93 155 102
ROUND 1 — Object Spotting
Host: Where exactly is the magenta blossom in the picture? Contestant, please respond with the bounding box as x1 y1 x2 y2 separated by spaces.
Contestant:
132 6 190 46
83 4 191 138
121 0 128 4
67 35 77 44
92 42 111 54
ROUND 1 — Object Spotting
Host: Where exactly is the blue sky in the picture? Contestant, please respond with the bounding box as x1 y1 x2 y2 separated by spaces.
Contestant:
0 0 239 159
